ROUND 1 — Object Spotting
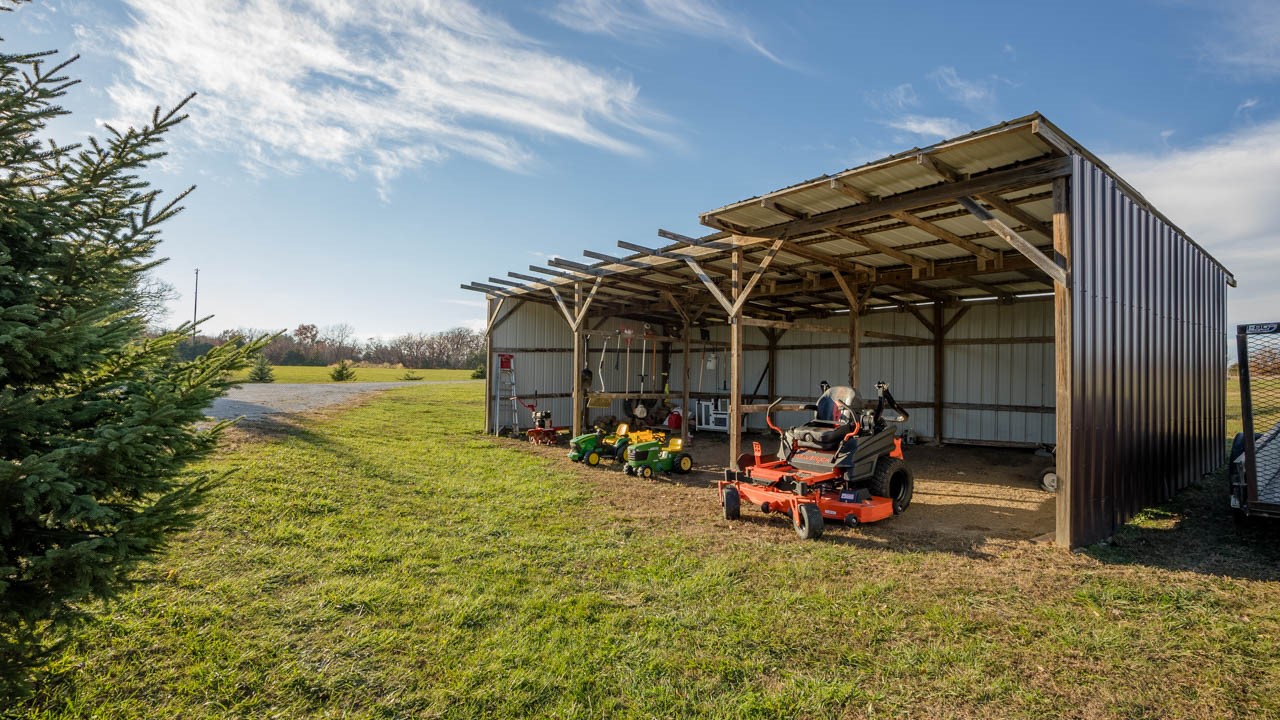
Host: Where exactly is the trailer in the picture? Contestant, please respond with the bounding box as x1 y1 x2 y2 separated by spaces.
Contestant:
1232 322 1280 518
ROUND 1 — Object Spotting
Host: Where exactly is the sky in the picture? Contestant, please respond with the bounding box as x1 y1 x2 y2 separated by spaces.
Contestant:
5 0 1279 341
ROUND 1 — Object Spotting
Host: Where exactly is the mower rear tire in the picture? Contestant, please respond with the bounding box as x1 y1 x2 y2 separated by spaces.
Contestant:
640 465 655 479
586 451 601 467
676 454 694 474
722 485 741 520
794 503 824 540
871 457 914 514
623 465 636 476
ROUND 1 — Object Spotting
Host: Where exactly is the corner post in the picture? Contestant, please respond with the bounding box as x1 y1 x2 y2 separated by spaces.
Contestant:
571 282 585 439
933 302 945 445
729 250 744 466
1052 175 1075 548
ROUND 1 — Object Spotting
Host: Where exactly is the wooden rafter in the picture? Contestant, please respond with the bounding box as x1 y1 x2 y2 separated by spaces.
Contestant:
956 196 1066 286
888 210 999 269
916 152 962 183
975 193 1053 239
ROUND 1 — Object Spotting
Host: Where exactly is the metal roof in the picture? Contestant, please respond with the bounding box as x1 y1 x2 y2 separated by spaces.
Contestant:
464 113 1233 327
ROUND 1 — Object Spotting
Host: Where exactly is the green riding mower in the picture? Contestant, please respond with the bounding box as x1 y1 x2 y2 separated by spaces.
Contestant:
568 423 665 466
624 437 694 478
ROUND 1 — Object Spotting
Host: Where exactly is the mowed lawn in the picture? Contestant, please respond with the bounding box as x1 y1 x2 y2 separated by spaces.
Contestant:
226 365 473 383
19 382 1280 718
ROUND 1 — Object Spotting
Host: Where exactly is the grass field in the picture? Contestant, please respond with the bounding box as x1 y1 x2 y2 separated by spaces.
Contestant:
226 365 473 383
1228 375 1280 440
17 382 1280 718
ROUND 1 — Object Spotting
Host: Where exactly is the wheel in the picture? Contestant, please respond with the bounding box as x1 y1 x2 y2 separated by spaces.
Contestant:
722 485 741 520
640 465 654 479
794 503 824 540
871 457 914 514
586 451 601 467
843 514 860 528
623 464 635 476
676 454 694 474
1039 467 1058 493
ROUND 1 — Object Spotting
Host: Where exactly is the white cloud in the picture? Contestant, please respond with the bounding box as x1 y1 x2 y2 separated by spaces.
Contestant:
865 83 918 111
884 114 968 139
550 0 781 65
1237 97 1260 114
929 66 997 115
103 0 664 195
1109 119 1280 325
1202 0 1280 78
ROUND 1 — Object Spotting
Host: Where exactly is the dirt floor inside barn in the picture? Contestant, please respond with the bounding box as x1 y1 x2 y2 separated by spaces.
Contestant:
515 430 1057 551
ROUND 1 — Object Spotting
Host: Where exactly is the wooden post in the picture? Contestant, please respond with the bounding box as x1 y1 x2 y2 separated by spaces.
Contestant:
484 296 495 434
849 305 861 390
766 329 779 410
729 249 744 467
681 321 691 447
1052 176 1074 548
933 302 945 445
571 282 585 439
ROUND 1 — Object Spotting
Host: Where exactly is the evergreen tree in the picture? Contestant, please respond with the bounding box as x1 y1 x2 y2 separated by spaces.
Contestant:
0 49 265 693
247 353 275 383
329 359 356 381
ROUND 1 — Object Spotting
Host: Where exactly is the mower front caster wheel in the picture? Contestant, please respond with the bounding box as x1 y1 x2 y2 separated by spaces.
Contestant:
721 486 741 520
640 465 655 479
794 503 824 540
586 451 601 467
623 465 635 476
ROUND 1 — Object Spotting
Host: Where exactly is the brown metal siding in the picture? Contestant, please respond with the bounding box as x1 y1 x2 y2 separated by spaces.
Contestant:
1067 156 1228 545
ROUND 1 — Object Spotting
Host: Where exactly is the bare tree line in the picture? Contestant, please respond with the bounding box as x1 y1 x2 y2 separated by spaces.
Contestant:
180 323 484 369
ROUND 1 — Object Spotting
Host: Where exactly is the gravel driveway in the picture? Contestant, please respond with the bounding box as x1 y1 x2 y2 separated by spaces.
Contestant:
206 381 465 421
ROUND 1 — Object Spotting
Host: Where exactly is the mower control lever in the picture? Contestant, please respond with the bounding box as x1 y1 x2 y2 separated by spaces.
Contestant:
765 397 783 435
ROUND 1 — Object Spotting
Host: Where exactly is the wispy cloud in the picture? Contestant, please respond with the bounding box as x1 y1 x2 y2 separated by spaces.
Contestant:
1237 97 1260 114
103 0 665 197
1109 119 1280 325
884 114 968 139
865 83 918 112
929 66 998 115
549 0 782 65
1202 0 1280 78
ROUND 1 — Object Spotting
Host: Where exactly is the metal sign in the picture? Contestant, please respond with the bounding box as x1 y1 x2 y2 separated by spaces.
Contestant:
1243 323 1279 335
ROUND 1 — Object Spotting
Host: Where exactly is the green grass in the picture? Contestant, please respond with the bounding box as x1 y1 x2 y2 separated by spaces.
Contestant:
227 365 473 383
1228 375 1280 440
17 383 1280 718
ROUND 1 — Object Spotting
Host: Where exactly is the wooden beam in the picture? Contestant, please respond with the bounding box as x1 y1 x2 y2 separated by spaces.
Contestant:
684 256 735 316
573 277 603 329
547 286 575 328
829 178 873 203
1052 176 1074 548
1032 117 1073 156
681 320 691 446
917 152 962 183
941 305 971 336
956 196 1066 286
729 249 744 467
975 192 1053 239
762 197 806 219
727 239 786 317
826 226 931 274
701 156 1070 239
889 209 1000 268
461 282 519 297
780 240 875 280
572 283 585 437
933 302 945 446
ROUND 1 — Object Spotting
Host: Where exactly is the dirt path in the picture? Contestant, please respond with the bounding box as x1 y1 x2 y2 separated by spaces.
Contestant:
206 381 467 421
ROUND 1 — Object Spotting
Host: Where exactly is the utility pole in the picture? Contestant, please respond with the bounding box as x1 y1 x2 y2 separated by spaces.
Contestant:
191 268 199 345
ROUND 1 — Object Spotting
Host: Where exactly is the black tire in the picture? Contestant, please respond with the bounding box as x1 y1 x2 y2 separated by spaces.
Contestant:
676 454 694 474
1039 467 1058 493
871 457 914 514
623 464 635 476
586 451 601 467
722 485 741 520
794 503 824 540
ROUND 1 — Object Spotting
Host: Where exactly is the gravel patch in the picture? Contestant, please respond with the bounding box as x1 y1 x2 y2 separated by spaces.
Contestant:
206 381 465 421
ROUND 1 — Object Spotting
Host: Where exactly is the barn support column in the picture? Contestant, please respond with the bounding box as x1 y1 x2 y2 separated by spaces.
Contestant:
1052 176 1075 548
662 289 694 449
933 302 945 445
729 250 744 466
548 278 602 439
483 297 499 435
832 271 868 391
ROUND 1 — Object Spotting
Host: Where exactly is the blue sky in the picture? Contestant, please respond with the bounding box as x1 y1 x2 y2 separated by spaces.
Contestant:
7 0 1279 340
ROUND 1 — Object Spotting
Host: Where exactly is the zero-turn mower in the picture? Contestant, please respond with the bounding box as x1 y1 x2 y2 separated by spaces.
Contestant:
624 436 694 478
719 381 914 540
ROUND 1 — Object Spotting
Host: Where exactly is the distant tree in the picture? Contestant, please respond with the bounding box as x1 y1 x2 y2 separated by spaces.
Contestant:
471 364 486 379
293 323 319 346
0 48 265 694
247 354 275 383
329 359 357 382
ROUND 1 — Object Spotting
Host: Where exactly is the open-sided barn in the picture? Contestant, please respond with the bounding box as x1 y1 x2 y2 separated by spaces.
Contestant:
465 113 1234 548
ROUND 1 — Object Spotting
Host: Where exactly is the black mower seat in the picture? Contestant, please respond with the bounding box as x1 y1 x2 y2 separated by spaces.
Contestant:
787 422 854 451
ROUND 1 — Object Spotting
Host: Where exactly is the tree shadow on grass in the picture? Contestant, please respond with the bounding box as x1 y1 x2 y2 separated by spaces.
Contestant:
1085 469 1280 582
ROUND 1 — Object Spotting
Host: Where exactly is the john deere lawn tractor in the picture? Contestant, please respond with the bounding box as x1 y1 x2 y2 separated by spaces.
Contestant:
567 423 665 467
623 436 694 478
